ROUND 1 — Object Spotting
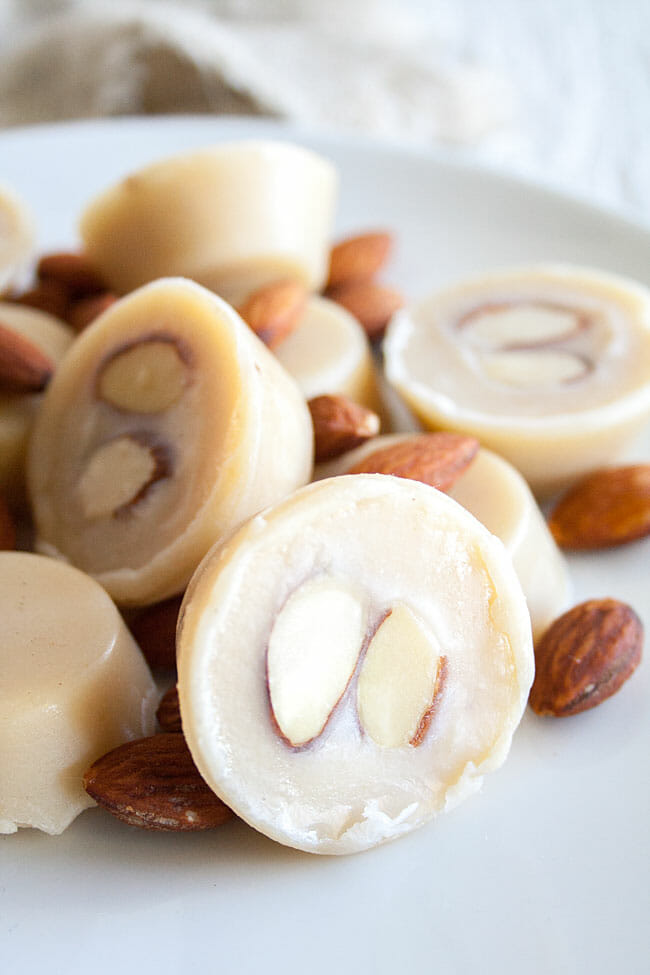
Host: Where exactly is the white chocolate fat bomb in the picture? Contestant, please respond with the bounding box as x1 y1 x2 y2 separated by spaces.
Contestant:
0 302 75 506
177 474 534 855
383 265 650 495
79 141 338 304
0 552 157 835
0 180 34 293
27 277 314 607
315 436 571 643
274 295 384 416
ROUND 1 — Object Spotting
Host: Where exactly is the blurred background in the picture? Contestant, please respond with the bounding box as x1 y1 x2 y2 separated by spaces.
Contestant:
1 0 649 220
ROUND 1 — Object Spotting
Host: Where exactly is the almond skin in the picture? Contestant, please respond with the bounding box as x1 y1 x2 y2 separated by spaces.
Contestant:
308 394 380 462
67 291 117 331
548 465 650 549
530 599 643 716
346 432 480 492
326 280 404 342
237 279 307 349
0 320 55 393
326 231 393 289
83 734 233 830
156 684 182 733
129 594 183 673
37 251 106 297
0 494 16 549
12 279 70 320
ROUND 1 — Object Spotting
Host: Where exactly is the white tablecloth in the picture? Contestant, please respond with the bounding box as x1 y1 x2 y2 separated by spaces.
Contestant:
1 0 649 222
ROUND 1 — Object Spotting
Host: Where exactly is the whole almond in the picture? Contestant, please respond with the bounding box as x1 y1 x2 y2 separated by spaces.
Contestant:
530 598 643 716
0 320 55 393
37 251 106 297
326 280 404 342
12 279 70 321
0 494 16 549
346 432 480 492
237 279 307 349
157 684 182 733
309 394 380 462
83 733 233 830
548 464 650 549
129 594 183 673
67 291 117 331
326 231 393 289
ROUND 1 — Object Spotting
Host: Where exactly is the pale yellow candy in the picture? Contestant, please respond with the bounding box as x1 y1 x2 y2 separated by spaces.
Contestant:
80 141 338 303
178 474 533 854
0 552 157 835
384 265 650 495
27 277 313 606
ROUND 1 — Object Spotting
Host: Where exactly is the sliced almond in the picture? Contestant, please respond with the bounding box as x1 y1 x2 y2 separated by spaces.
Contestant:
326 231 393 289
326 280 404 342
83 733 233 830
129 594 183 673
156 684 182 733
237 279 307 349
37 251 106 297
97 336 189 413
480 349 589 387
266 576 366 747
357 603 445 747
548 464 650 549
346 432 479 492
459 302 584 348
308 393 380 462
0 319 55 393
77 434 170 519
530 599 643 716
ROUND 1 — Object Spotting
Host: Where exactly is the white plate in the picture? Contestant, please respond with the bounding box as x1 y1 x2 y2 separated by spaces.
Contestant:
1 117 649 975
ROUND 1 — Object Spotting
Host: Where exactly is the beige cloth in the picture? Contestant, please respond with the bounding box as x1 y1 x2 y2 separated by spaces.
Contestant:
0 0 510 141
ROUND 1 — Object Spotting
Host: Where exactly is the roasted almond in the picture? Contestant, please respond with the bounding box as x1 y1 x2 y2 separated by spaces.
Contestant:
548 464 650 549
346 432 480 492
37 251 106 297
237 278 307 349
12 279 70 320
0 320 55 393
326 231 393 289
0 494 16 550
67 291 117 331
129 594 183 673
156 684 182 733
326 280 404 342
308 394 380 462
83 733 233 830
530 598 643 717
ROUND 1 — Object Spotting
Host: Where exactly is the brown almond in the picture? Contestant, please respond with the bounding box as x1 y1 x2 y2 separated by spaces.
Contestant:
346 432 480 492
12 279 70 320
0 494 16 550
326 231 393 289
548 465 650 549
129 593 183 673
326 280 404 342
37 251 106 297
157 684 182 733
83 733 233 831
67 291 117 331
530 598 643 716
237 279 307 349
0 320 55 393
308 394 380 462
